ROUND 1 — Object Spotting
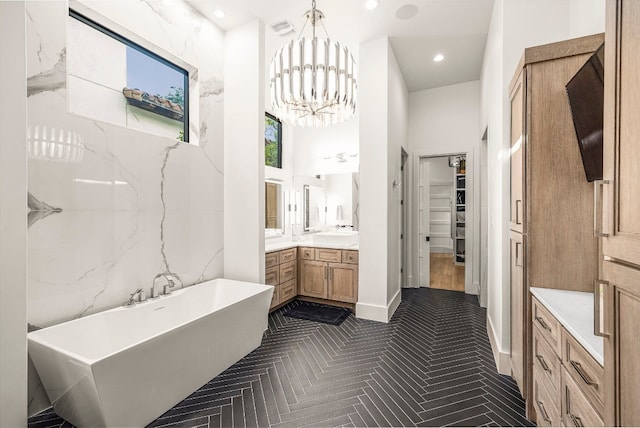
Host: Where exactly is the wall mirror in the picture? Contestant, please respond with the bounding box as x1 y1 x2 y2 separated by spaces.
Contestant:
296 173 359 233
265 179 284 237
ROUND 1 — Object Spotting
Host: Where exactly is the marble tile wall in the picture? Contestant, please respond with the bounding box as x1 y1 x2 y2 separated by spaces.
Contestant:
26 0 225 413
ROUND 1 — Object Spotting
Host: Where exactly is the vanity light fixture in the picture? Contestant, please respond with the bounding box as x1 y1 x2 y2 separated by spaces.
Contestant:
269 0 357 128
433 53 445 62
213 9 225 18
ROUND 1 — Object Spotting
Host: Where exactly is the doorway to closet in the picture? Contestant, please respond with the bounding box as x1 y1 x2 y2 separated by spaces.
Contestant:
418 155 466 292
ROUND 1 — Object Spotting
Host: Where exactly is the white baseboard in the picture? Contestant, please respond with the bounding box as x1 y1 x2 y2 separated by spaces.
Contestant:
487 316 511 375
356 289 402 323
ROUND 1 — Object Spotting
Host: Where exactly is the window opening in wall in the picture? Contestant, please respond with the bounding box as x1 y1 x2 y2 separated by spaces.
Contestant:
69 10 189 142
265 112 282 168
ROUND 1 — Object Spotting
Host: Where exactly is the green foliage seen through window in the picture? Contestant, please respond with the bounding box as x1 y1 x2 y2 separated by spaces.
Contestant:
265 113 282 168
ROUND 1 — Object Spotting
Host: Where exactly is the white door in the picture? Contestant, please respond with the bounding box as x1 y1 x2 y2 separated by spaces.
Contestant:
418 159 431 287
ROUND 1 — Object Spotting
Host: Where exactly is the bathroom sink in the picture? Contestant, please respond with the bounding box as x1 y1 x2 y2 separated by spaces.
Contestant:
312 231 359 246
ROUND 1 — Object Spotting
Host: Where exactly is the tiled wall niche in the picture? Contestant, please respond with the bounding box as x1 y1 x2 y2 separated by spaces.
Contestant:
26 0 225 414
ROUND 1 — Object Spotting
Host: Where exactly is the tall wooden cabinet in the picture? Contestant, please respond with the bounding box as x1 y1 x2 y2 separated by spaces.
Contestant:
508 34 603 409
601 1 640 425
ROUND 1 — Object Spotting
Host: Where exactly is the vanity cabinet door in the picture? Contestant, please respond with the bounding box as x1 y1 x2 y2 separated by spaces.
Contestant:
602 0 640 267
602 260 640 426
299 260 327 299
511 230 525 396
328 263 358 303
510 70 525 233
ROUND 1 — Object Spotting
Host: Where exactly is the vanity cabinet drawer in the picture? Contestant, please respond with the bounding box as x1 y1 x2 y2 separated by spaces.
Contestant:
280 279 296 302
280 248 297 263
342 250 359 264
265 266 279 286
533 323 561 396
315 248 341 263
266 251 279 268
561 328 604 416
561 367 603 427
533 364 561 427
532 297 562 355
299 247 315 260
280 261 297 283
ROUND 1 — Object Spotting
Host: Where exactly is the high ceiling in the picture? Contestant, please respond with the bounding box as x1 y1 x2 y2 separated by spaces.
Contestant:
186 0 494 92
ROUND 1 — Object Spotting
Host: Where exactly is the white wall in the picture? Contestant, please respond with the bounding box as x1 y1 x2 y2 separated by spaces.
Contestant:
224 20 265 283
480 0 605 374
387 45 408 305
358 37 389 322
408 81 480 295
357 37 406 322
0 2 27 425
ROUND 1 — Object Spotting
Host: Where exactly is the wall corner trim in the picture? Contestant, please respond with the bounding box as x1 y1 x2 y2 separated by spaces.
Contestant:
487 315 511 375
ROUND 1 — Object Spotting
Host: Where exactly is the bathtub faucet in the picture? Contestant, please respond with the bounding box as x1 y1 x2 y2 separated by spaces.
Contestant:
125 288 146 307
150 272 183 298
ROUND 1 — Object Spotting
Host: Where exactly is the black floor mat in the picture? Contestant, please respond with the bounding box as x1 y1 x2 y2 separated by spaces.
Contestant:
283 301 351 325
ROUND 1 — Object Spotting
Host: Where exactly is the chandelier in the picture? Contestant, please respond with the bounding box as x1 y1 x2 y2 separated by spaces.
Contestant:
27 125 84 163
269 0 357 128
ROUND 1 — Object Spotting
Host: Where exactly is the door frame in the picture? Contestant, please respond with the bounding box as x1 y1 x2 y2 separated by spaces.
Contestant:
412 150 476 294
401 148 409 287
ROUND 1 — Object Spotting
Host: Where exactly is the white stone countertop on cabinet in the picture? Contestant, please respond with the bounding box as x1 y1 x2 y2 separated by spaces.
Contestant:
265 240 359 253
530 287 604 366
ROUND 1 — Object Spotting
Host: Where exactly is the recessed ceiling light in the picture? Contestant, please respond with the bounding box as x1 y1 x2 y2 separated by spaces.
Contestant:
433 54 445 62
213 9 225 18
364 0 379 10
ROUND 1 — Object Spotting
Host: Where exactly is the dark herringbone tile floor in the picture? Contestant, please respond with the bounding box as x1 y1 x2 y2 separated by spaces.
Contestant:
28 288 534 428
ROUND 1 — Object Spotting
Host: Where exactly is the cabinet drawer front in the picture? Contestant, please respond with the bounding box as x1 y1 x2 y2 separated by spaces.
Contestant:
279 248 297 263
270 286 279 309
342 250 359 264
279 260 297 283
533 364 561 427
561 368 603 427
280 279 296 302
265 266 279 286
533 323 561 396
315 248 341 262
299 247 315 260
532 297 562 355
266 251 279 268
561 328 604 416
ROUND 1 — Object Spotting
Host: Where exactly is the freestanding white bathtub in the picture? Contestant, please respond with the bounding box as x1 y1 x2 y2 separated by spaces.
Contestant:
28 278 274 428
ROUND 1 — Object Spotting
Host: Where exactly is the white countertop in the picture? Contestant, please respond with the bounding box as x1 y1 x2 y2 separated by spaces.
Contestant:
530 287 604 366
265 239 359 253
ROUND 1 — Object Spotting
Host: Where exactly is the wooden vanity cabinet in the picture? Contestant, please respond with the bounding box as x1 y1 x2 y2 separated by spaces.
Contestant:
265 247 297 309
601 2 640 426
508 34 603 409
531 296 604 427
298 247 358 304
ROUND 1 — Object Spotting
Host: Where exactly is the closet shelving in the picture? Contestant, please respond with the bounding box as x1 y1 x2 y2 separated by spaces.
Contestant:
454 159 466 265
